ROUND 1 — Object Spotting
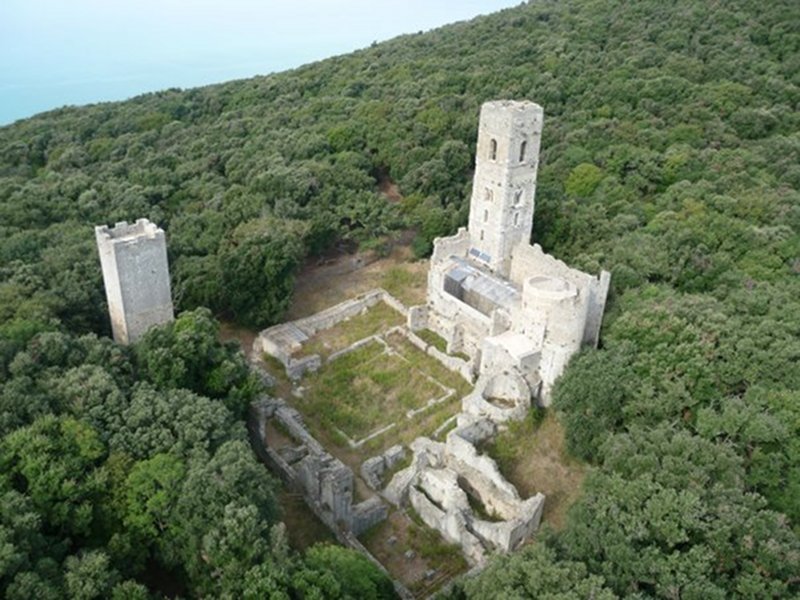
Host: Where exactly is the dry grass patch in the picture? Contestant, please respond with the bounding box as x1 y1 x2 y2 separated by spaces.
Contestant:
485 410 587 530
288 245 428 320
379 264 428 306
361 510 467 598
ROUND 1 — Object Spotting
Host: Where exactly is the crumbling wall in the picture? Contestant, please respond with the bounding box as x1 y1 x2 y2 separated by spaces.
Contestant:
251 397 387 536
361 445 407 490
396 327 473 383
383 416 545 567
461 371 532 422
254 289 409 380
583 269 611 347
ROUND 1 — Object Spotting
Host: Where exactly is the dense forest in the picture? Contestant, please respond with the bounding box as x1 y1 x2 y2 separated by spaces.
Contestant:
1 0 799 597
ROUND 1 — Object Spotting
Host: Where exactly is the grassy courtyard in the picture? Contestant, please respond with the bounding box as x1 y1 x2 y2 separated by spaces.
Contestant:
297 339 450 442
257 298 472 465
297 301 405 359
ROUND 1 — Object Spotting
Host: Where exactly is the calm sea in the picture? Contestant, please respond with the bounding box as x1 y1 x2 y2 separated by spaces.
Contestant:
0 0 518 126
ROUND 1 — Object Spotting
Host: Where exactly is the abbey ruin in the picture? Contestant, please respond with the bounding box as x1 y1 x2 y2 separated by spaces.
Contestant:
411 100 610 406
253 100 610 577
94 101 610 588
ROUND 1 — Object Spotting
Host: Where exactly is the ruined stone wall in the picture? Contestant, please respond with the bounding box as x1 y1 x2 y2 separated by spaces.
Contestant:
95 219 173 345
383 418 545 567
510 243 608 344
254 289 409 379
397 328 474 383
251 398 388 537
583 269 611 347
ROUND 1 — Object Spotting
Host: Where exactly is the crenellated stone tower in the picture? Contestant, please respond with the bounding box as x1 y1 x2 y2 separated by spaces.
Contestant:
95 218 174 345
466 100 543 278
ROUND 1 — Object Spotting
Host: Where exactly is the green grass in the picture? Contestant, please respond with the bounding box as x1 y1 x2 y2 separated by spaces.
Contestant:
298 301 405 359
297 340 448 440
416 328 448 353
385 332 472 399
414 328 470 361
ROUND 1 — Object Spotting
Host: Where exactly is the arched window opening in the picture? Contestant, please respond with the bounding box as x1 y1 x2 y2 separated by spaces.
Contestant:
514 212 520 226
519 140 527 162
489 139 497 160
480 230 485 241
514 189 523 205
483 209 488 222
485 188 493 202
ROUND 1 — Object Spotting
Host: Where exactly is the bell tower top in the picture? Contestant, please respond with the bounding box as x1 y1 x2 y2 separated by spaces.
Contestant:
467 100 544 278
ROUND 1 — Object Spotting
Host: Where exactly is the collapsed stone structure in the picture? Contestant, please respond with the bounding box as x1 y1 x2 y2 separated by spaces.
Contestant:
409 100 610 404
383 415 544 565
95 218 174 345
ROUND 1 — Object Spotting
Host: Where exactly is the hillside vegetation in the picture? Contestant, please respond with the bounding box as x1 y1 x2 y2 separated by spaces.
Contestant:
1 0 799 597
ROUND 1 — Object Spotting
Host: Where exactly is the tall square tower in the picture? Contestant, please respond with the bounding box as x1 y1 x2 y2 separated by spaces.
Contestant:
95 219 174 345
467 100 543 278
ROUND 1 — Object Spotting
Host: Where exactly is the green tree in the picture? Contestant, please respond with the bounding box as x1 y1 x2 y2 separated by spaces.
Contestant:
552 344 636 461
218 218 307 327
1 415 106 538
292 544 395 599
64 550 120 600
460 543 616 599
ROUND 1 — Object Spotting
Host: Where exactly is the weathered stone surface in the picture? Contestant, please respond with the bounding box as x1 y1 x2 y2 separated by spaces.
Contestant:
95 219 174 345
277 444 308 464
418 100 610 406
383 466 416 507
393 413 547 567
361 456 385 490
253 397 388 535
351 496 388 536
383 444 406 469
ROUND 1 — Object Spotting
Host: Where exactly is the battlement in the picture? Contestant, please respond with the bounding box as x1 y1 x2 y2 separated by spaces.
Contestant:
95 218 164 243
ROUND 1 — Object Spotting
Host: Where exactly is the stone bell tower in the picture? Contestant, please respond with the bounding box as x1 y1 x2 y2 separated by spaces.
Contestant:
467 100 543 278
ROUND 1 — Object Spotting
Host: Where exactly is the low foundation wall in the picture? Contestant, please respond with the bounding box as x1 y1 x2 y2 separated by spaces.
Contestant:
254 289 411 378
397 327 474 383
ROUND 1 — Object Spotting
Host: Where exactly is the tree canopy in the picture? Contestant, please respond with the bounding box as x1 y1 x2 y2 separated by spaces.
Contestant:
1 0 799 596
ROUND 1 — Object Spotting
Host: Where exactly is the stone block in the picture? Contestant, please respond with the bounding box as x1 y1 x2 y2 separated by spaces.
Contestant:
383 466 416 506
383 444 406 469
360 456 385 490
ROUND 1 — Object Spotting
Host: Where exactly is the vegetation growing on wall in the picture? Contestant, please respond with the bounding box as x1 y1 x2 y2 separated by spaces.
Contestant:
1 0 799 597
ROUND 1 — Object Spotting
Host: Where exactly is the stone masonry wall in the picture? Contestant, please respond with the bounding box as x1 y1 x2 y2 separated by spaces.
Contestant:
95 219 174 345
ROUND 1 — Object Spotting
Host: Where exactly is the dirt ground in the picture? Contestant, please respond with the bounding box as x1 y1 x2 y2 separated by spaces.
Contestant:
288 242 428 320
490 412 588 531
361 509 468 598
